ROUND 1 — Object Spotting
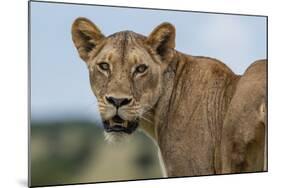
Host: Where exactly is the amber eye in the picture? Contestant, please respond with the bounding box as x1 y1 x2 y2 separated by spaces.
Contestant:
98 62 110 71
135 64 148 74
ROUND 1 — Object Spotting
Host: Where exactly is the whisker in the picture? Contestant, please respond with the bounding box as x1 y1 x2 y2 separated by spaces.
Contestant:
122 107 141 111
139 115 153 124
124 112 137 116
144 104 154 110
98 103 109 107
142 109 153 115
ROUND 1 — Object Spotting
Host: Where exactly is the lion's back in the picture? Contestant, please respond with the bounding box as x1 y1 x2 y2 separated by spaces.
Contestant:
221 59 267 173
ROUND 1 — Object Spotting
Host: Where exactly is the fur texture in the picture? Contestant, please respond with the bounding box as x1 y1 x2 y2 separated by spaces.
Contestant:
71 17 267 177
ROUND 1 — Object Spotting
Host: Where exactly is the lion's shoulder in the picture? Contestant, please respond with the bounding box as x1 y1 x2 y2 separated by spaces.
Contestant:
174 54 238 83
193 56 236 76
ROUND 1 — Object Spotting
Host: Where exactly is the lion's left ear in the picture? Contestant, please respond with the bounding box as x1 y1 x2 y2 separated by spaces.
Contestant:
146 22 176 59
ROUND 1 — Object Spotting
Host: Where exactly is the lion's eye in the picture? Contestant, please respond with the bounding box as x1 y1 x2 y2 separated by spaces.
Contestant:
135 64 148 74
98 62 110 71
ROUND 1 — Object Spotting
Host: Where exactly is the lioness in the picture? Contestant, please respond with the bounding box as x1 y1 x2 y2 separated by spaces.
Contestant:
71 17 267 177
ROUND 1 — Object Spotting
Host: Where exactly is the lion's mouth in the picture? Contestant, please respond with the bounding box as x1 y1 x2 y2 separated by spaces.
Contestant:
103 115 139 134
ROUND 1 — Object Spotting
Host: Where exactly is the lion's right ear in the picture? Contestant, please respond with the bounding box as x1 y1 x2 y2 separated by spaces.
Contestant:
146 22 176 61
71 17 105 62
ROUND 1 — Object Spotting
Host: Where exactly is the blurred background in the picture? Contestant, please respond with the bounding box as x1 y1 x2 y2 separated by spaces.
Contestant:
31 122 162 186
30 1 266 187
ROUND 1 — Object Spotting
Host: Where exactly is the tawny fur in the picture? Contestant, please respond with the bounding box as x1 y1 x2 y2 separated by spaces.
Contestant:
71 17 267 177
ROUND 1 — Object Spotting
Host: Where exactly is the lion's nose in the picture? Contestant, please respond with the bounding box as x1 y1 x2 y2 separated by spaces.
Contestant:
105 96 132 108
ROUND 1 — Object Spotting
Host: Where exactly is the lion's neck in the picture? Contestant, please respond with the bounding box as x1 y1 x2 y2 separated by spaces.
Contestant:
138 52 183 144
150 51 187 142
140 51 190 143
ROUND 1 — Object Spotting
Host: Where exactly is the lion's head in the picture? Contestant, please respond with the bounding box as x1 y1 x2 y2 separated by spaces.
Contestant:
71 17 176 136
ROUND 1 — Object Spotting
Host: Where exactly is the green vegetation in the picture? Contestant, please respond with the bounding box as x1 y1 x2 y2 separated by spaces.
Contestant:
31 121 162 187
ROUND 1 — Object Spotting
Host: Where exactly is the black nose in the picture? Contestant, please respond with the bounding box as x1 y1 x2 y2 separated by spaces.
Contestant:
106 96 132 108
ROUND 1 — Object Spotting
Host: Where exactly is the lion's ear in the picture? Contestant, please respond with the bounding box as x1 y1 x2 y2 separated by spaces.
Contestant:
146 22 176 60
71 17 105 62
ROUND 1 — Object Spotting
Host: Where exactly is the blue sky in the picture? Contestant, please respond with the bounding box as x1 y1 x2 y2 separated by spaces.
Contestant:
30 1 266 122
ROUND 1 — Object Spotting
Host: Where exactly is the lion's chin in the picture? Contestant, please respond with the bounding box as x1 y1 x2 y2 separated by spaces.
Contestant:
102 118 139 143
103 131 129 143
